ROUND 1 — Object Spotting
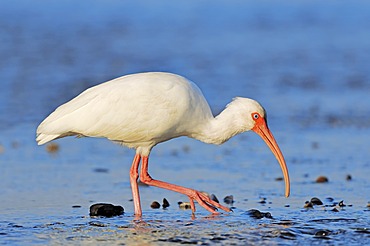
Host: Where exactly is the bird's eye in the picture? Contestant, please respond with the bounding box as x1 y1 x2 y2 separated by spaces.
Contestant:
252 113 259 120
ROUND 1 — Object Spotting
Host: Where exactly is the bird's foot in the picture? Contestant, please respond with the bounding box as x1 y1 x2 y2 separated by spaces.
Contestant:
187 190 231 214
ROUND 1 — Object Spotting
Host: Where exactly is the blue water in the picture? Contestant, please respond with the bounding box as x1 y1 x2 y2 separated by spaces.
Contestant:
1 0 369 245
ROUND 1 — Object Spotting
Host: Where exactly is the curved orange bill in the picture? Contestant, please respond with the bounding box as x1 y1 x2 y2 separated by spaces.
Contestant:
252 118 290 197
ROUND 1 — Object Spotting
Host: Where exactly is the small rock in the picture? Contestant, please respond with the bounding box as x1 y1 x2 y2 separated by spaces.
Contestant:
325 197 334 202
316 176 329 183
223 195 234 205
178 201 192 210
46 143 59 154
275 177 283 181
162 198 170 208
331 208 339 212
314 230 330 238
72 205 81 208
304 201 314 208
247 209 263 219
89 203 124 217
338 200 346 207
346 174 352 181
284 204 290 207
264 212 272 219
258 197 267 204
150 201 160 209
210 194 219 203
310 197 323 205
247 209 273 219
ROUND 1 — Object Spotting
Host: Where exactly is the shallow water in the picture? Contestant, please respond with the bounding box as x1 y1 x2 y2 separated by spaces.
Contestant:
1 0 369 245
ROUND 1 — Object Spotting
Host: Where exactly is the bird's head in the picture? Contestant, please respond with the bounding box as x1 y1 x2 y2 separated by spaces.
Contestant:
230 97 290 197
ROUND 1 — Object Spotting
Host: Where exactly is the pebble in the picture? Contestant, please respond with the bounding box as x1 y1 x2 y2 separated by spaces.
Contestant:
304 201 314 208
346 174 352 181
316 176 329 183
310 197 323 205
150 201 160 209
89 203 124 217
275 177 283 181
46 143 59 153
178 201 192 210
162 198 170 208
72 205 81 208
338 200 346 207
258 197 267 204
223 195 234 205
247 209 273 219
331 208 339 212
210 194 219 203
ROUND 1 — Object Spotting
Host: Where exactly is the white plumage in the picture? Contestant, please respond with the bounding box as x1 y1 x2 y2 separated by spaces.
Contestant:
36 72 290 215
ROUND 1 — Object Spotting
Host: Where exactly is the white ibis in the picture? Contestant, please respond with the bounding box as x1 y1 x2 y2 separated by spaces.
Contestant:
36 72 290 215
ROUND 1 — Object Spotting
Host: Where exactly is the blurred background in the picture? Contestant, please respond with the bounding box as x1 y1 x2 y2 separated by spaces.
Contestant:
0 0 369 244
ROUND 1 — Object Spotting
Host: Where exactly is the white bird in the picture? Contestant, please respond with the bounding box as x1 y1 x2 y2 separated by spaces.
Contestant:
36 72 290 216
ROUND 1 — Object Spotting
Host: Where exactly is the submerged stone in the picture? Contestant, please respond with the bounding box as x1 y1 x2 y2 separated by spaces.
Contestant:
89 203 124 217
246 209 273 219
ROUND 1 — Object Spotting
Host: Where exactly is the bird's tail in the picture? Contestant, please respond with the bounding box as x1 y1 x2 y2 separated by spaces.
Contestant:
36 133 60 145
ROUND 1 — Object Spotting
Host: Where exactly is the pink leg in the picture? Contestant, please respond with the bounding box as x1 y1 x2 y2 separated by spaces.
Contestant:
130 154 142 216
139 156 231 214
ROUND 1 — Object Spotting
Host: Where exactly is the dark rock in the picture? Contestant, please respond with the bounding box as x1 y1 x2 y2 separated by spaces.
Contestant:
72 205 81 208
310 197 323 205
314 230 331 239
151 201 160 209
162 198 170 208
223 195 234 205
89 203 124 217
346 174 352 181
210 194 219 203
304 201 314 208
338 200 346 207
247 209 273 219
258 197 267 204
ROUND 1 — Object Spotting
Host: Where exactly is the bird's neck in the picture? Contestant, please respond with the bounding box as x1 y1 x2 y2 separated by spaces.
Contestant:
193 103 248 145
